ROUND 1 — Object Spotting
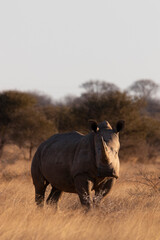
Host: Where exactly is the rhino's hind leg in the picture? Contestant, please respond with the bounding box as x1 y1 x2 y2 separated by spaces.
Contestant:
34 180 49 207
46 187 62 207
32 169 49 206
74 174 91 210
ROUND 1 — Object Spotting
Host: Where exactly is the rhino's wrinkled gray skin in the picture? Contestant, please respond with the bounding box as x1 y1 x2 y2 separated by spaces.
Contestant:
31 120 124 209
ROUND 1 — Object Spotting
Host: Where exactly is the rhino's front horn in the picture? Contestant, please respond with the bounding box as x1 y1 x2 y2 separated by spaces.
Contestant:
101 137 110 164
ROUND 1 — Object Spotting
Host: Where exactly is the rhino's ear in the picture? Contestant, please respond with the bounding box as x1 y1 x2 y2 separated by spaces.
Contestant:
116 120 125 133
89 119 98 133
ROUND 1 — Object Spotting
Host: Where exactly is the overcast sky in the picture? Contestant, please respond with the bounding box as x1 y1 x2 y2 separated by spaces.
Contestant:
0 0 160 100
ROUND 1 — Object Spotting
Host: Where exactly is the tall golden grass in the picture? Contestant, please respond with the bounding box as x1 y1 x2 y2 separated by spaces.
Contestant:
0 145 160 240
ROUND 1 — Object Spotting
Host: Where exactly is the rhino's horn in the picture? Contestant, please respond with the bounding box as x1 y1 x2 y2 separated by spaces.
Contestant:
101 137 110 164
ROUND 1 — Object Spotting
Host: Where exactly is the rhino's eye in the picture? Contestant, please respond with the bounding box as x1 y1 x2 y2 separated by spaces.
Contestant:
111 148 117 155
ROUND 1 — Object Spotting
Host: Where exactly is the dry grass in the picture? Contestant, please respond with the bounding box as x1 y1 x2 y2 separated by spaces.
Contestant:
0 145 160 240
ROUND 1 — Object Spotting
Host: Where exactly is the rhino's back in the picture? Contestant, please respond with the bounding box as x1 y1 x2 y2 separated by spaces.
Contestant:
40 131 83 161
37 131 84 192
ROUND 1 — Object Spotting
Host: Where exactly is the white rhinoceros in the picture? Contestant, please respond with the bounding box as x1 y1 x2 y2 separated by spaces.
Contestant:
31 120 124 209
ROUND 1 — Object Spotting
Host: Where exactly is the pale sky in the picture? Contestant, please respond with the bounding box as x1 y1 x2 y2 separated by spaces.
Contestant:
0 0 160 100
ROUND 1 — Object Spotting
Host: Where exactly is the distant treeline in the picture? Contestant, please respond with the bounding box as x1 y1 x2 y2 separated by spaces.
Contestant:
0 79 160 162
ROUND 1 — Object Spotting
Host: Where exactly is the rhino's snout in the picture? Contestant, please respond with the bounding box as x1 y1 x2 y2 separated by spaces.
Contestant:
112 169 119 179
112 173 119 179
97 166 119 179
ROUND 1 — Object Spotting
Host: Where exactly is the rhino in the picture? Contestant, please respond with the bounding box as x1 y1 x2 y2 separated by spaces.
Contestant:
31 120 124 210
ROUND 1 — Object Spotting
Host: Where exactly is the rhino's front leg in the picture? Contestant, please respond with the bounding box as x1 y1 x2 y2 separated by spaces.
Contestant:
93 178 115 207
74 174 91 210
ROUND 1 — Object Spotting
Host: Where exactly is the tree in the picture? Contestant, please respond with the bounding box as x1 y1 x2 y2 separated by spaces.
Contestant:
28 91 54 106
0 91 36 157
128 79 159 99
80 80 119 97
70 90 144 132
0 90 57 159
11 108 55 160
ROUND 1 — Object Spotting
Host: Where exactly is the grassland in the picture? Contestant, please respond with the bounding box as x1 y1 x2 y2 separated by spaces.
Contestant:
0 145 160 240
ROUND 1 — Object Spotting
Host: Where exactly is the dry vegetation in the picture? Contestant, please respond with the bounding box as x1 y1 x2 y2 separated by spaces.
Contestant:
0 145 160 240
